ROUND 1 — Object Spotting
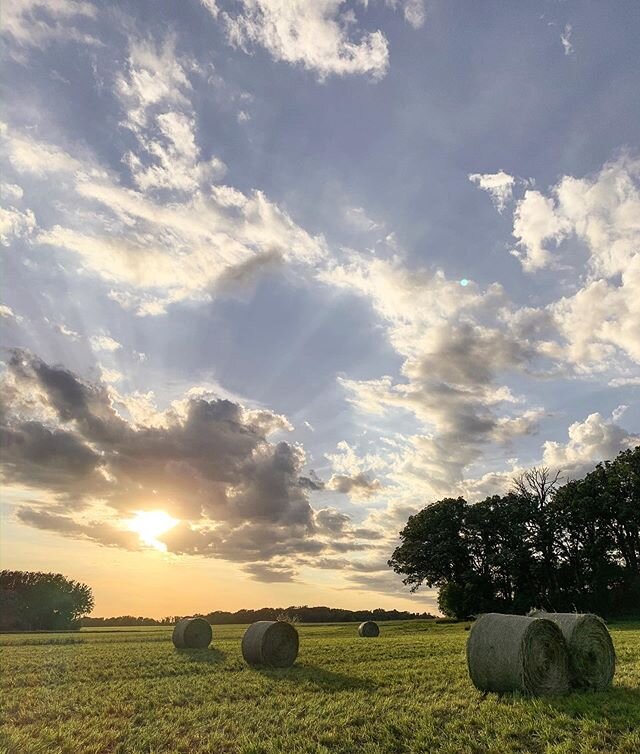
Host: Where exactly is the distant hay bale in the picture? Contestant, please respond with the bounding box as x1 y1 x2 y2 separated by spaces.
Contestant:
241 620 299 667
530 612 615 690
466 613 569 696
358 621 380 637
172 617 212 649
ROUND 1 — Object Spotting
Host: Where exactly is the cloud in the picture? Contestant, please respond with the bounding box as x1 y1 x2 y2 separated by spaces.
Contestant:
561 24 574 56
1 37 327 316
469 171 516 213
116 36 227 194
509 155 640 369
53 323 81 340
1 183 23 201
328 472 381 499
1 351 374 573
0 0 98 56
344 206 382 232
0 304 23 322
318 254 554 504
542 412 638 478
0 204 36 246
242 562 298 582
1 123 85 176
220 0 390 80
399 0 427 30
89 334 122 353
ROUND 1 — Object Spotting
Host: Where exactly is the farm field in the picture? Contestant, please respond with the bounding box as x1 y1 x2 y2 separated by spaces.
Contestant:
1 620 639 754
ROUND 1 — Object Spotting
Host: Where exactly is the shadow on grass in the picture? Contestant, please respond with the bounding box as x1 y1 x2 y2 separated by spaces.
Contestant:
175 647 227 663
254 663 375 691
546 685 640 728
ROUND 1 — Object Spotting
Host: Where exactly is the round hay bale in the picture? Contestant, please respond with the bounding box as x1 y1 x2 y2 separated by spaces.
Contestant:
466 613 569 696
358 621 380 637
241 621 299 667
531 612 615 690
172 617 212 649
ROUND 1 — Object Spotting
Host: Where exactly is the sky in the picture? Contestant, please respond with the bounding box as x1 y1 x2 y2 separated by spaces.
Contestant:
1 0 639 618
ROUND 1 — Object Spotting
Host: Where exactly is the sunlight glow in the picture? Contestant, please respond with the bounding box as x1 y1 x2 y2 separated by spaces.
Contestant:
127 510 178 552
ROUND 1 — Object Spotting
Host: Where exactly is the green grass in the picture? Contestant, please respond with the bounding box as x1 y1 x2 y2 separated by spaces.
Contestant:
1 621 639 754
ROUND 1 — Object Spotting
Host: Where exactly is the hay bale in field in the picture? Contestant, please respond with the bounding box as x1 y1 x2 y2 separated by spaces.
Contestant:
241 620 299 667
466 613 569 696
530 612 615 690
172 617 212 649
358 621 380 637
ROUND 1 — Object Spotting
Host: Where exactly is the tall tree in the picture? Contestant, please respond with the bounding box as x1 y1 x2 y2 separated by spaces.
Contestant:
389 447 640 619
0 571 94 630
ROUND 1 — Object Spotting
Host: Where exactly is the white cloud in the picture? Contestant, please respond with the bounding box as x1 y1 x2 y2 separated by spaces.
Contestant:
0 304 23 322
116 37 228 194
3 36 325 316
0 204 36 246
542 412 637 477
221 0 390 80
401 0 426 29
1 0 98 55
469 170 516 213
561 24 574 56
1 183 24 202
512 189 569 271
510 156 640 369
1 124 85 176
326 439 388 475
54 323 81 340
98 366 123 383
89 334 122 352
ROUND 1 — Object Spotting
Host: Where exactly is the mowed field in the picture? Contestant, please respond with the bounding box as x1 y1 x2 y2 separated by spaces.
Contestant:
1 621 639 754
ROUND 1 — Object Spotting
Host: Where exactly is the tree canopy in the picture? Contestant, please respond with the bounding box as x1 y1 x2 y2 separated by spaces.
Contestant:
389 447 640 619
0 570 94 631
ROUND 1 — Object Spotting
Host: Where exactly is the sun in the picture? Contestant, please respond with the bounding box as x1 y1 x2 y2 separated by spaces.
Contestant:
127 510 178 552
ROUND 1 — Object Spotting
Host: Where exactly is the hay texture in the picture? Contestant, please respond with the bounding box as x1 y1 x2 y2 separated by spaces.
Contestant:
358 621 380 637
172 617 212 649
241 621 299 668
531 612 615 690
466 613 569 696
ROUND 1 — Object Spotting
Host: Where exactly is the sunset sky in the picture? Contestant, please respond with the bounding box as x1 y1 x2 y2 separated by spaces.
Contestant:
1 0 639 617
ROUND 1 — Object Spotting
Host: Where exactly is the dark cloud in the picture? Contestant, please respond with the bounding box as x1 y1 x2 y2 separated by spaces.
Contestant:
242 562 298 583
213 250 284 295
298 470 324 490
2 350 376 573
16 507 141 550
328 472 381 498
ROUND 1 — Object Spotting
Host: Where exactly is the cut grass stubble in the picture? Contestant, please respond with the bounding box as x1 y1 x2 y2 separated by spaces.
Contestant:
1 620 639 754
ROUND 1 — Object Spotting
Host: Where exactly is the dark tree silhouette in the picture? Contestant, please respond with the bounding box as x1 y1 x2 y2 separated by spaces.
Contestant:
389 447 640 619
0 571 94 630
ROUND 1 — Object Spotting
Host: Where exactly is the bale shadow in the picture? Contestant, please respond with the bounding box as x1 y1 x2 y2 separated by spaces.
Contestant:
254 663 375 691
175 647 227 663
546 685 640 728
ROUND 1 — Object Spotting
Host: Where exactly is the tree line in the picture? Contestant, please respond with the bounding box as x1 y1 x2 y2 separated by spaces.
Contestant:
389 446 640 619
81 606 435 627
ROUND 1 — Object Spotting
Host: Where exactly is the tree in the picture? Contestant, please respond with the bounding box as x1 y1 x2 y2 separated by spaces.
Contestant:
388 497 469 591
0 571 94 631
388 447 640 619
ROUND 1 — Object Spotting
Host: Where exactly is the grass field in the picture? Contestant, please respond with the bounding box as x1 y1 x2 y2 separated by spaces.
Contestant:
1 621 639 754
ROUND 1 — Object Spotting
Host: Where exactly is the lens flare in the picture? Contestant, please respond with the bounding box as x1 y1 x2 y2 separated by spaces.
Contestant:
460 278 470 287
127 510 177 551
